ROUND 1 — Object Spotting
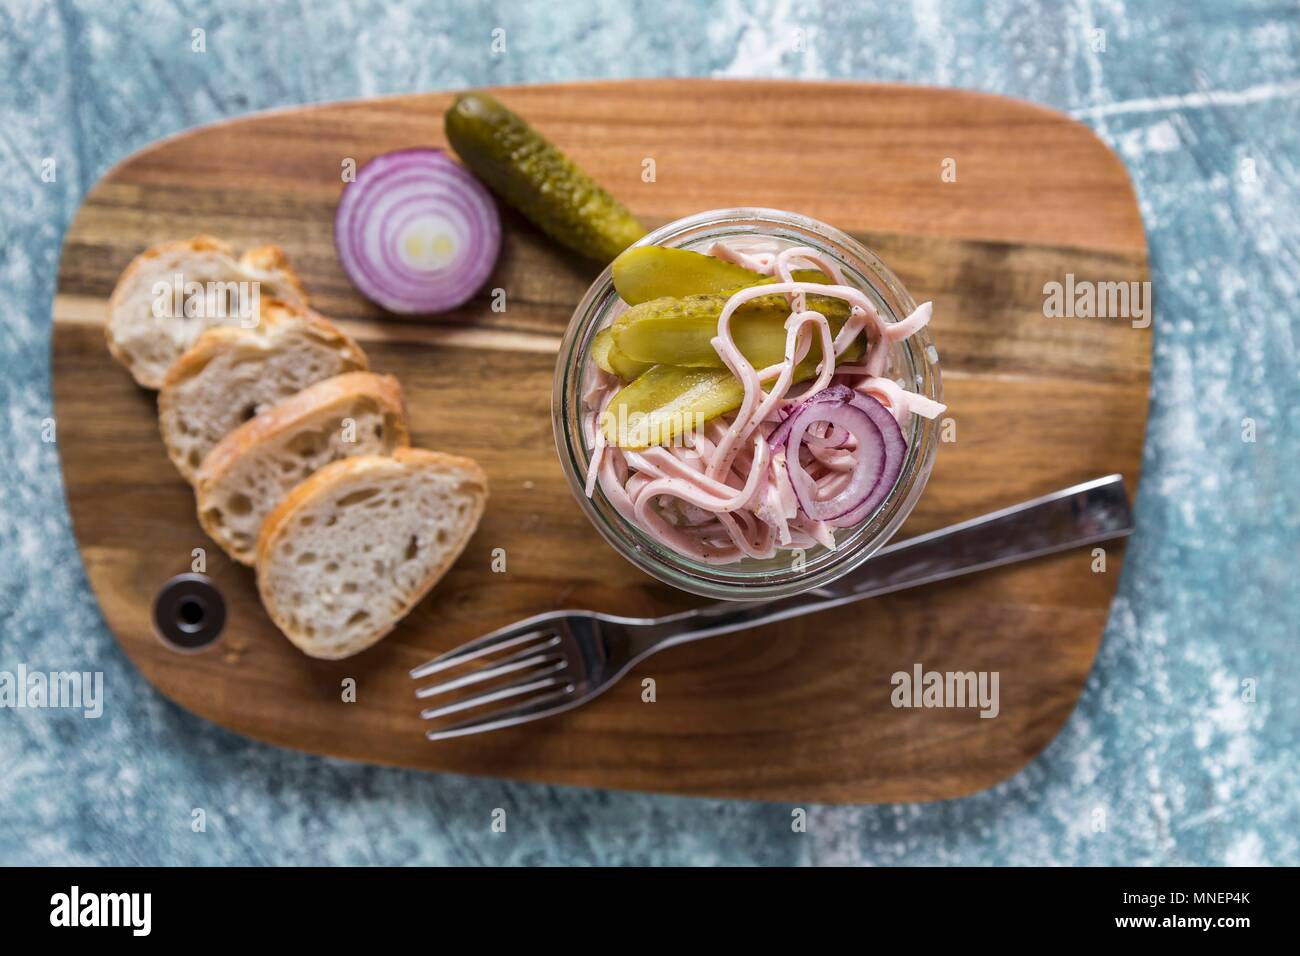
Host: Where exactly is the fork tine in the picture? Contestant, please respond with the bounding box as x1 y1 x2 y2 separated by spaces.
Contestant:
424 686 580 740
413 636 564 700
419 667 570 721
409 616 559 680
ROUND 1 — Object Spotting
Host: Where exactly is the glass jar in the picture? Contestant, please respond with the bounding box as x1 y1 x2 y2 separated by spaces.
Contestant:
553 208 942 600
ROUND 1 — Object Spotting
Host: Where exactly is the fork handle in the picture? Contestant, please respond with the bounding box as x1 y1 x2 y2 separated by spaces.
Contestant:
636 474 1135 655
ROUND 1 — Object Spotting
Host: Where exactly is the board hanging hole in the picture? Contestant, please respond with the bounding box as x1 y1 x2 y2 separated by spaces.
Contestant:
177 597 205 632
153 573 226 652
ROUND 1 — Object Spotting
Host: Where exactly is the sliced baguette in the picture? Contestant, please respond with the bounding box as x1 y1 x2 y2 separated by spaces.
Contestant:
256 448 489 659
195 372 409 565
106 235 308 389
159 300 368 484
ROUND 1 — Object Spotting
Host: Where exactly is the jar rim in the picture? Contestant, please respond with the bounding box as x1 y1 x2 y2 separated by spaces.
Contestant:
552 207 942 601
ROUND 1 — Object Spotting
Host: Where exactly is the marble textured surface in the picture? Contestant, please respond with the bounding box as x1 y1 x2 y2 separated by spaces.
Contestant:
1 0 1296 865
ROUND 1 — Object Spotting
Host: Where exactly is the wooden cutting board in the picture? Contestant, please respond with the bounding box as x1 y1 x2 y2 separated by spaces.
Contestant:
52 80 1150 803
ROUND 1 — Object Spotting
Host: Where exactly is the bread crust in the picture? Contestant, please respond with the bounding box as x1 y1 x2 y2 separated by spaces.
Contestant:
156 300 370 483
194 371 410 563
239 245 308 302
160 299 367 390
255 449 489 659
105 235 308 388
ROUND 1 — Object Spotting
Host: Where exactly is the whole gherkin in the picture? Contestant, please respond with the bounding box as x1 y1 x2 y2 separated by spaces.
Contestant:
444 92 647 263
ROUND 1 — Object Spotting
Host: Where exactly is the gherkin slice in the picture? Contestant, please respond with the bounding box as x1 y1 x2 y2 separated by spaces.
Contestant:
612 291 852 368
612 245 831 303
613 247 762 303
591 327 653 381
601 336 864 449
601 366 739 449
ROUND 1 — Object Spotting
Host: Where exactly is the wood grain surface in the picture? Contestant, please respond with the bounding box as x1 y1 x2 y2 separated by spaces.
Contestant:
52 80 1150 803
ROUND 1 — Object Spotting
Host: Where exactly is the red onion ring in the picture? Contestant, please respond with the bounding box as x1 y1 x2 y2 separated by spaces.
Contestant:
778 386 906 528
334 147 500 314
770 384 856 449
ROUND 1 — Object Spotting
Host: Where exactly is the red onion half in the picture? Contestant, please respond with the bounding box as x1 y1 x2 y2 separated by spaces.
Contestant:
778 386 906 529
335 147 501 314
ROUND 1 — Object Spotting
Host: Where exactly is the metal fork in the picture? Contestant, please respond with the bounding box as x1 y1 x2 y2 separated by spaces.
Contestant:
411 474 1134 740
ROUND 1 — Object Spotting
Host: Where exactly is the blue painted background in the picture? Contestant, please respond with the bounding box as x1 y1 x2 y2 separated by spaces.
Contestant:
1 0 1296 865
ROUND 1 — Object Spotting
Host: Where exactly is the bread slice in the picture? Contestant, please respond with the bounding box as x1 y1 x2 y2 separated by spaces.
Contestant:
106 235 308 389
158 300 368 484
195 372 409 564
256 448 489 659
